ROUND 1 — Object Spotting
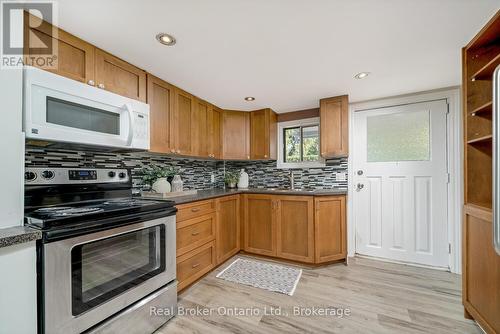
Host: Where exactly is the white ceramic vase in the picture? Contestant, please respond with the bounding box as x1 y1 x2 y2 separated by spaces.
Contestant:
171 175 183 192
237 169 249 189
152 177 171 193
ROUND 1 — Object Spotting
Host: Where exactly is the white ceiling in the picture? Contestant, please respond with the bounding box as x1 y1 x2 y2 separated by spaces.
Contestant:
56 0 499 113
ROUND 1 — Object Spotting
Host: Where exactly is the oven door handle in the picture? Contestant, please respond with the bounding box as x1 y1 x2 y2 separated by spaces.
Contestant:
124 103 135 146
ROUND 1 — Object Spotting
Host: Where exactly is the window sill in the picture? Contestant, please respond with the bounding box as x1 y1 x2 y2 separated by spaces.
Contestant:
276 162 326 169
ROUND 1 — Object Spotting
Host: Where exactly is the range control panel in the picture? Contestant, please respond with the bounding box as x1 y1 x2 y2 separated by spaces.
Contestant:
25 168 129 185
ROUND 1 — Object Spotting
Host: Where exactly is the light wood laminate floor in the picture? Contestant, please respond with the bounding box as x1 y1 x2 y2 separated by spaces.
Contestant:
157 256 480 334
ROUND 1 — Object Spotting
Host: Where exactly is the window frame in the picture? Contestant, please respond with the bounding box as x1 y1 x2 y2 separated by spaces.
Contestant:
277 117 325 169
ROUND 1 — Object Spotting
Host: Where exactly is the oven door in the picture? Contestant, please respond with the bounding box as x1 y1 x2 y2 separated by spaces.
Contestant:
43 216 176 334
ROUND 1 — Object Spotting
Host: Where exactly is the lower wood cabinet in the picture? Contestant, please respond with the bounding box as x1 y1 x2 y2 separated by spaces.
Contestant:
176 241 216 291
243 194 276 256
176 194 346 291
216 195 240 264
463 206 500 333
176 213 215 257
276 196 314 263
314 196 346 262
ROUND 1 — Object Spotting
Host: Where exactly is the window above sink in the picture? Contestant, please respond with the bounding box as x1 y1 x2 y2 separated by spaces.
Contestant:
277 117 326 169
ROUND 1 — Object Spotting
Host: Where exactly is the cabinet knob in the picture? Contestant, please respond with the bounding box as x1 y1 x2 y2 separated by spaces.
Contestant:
87 80 95 86
176 150 181 154
97 83 105 89
170 149 175 153
264 154 268 158
247 155 250 159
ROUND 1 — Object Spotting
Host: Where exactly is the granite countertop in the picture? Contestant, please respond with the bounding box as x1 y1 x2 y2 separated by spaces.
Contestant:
0 226 42 249
169 188 347 205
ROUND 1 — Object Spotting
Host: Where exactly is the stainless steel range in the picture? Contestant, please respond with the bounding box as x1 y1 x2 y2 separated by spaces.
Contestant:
24 167 177 334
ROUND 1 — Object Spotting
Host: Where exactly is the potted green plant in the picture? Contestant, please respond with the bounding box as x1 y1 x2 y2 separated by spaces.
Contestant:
224 170 240 189
141 165 176 193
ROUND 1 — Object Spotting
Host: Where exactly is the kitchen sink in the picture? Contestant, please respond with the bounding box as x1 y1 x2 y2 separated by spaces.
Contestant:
264 188 315 192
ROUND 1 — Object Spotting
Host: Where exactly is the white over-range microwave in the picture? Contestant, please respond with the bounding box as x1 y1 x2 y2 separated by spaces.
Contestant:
23 66 150 150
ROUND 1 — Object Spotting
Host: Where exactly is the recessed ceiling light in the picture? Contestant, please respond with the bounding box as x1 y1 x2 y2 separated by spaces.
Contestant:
156 33 176 46
244 97 255 101
354 72 370 79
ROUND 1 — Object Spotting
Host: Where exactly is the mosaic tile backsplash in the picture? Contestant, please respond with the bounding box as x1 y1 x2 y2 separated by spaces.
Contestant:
25 148 348 191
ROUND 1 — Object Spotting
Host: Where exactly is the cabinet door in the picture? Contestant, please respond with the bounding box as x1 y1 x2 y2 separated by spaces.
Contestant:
463 208 500 333
172 88 194 156
95 49 146 102
314 196 346 262
250 109 277 160
244 194 276 256
208 106 222 159
147 74 174 153
222 111 250 160
320 95 349 157
192 99 209 157
216 195 240 264
24 12 94 84
276 196 314 263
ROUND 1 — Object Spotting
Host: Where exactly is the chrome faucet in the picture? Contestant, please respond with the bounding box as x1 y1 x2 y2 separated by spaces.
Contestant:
288 170 295 190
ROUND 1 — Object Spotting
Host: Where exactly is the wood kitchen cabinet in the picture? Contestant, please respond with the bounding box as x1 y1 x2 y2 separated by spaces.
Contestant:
192 98 210 157
208 105 222 159
276 196 314 263
172 88 195 156
216 195 240 264
147 74 175 153
243 194 276 256
250 108 277 160
222 110 250 160
314 196 346 262
24 11 95 84
320 95 349 157
94 49 147 102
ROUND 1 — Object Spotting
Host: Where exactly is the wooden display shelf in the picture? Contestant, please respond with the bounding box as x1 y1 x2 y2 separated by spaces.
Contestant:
470 101 492 116
471 52 500 81
467 134 493 145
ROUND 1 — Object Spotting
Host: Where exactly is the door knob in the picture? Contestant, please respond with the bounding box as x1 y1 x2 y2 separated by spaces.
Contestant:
356 183 364 191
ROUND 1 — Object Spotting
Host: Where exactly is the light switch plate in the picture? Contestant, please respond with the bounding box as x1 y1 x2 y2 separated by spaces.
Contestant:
211 174 215 183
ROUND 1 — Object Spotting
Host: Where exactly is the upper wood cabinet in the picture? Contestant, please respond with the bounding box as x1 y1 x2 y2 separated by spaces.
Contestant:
222 110 250 160
192 98 210 157
320 95 349 157
276 196 314 263
250 108 277 160
314 196 346 262
208 106 222 159
216 195 240 264
172 88 195 156
24 12 95 84
147 74 175 153
243 194 276 256
94 49 146 102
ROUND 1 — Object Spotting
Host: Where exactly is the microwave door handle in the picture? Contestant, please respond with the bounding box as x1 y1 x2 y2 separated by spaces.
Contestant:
494 65 500 256
124 103 135 146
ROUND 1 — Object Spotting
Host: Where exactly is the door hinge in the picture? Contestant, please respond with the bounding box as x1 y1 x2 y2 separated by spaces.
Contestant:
447 173 451 184
448 243 451 254
446 102 450 114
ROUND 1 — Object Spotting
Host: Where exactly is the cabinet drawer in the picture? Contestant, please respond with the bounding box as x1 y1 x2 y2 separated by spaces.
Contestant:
176 200 215 222
177 241 216 291
177 214 215 256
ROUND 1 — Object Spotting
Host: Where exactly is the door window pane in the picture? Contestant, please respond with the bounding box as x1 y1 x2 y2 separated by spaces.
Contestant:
71 225 165 315
47 97 120 135
284 127 301 162
302 125 319 162
367 110 430 162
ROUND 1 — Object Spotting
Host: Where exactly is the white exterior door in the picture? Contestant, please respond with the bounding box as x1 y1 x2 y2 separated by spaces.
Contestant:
353 100 449 268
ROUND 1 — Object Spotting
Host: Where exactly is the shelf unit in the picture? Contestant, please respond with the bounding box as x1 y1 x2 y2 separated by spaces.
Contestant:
462 10 500 334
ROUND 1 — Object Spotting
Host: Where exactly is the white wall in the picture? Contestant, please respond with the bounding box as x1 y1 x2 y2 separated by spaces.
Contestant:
0 69 24 228
0 242 37 334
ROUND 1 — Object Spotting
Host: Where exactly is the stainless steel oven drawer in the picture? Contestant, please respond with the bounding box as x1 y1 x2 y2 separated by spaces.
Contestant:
86 281 177 334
